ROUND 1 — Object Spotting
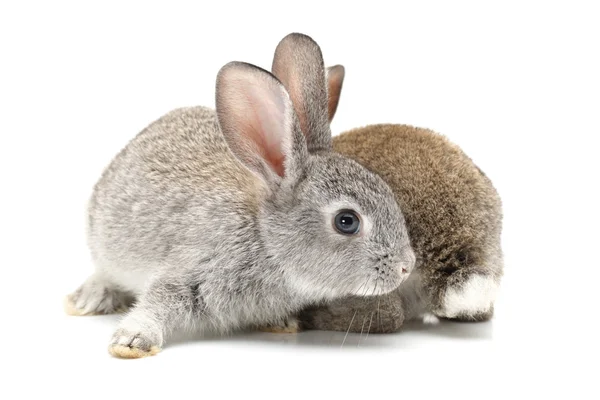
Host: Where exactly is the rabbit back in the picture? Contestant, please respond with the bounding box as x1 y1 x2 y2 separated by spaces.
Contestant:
87 106 261 294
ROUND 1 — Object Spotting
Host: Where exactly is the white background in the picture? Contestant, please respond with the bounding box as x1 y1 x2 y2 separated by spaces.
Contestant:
1 1 598 398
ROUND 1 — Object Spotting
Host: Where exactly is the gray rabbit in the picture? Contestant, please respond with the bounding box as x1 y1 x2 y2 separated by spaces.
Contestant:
65 34 416 358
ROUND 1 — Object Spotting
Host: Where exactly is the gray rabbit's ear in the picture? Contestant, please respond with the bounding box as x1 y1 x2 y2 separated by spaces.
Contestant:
216 61 308 186
326 65 345 122
272 33 332 152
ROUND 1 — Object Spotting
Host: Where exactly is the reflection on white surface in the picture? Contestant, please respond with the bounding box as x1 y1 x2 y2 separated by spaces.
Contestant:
247 319 491 346
160 317 494 351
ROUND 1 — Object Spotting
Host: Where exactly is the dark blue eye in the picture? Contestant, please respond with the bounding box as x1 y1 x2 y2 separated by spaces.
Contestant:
334 210 360 235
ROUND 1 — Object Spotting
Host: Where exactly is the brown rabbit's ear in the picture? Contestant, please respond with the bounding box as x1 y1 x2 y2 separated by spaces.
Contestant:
216 62 307 186
326 65 345 122
272 33 332 152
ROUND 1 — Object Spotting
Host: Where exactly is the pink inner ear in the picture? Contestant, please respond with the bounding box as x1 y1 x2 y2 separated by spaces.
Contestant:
244 117 286 177
327 66 344 121
240 86 288 178
269 155 285 177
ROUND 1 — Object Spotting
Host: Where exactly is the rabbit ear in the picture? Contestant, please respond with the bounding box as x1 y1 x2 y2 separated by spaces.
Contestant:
272 33 332 152
216 61 307 186
326 65 345 122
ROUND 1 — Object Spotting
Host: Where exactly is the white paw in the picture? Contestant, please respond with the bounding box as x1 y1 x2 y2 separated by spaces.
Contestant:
421 313 440 325
441 274 498 318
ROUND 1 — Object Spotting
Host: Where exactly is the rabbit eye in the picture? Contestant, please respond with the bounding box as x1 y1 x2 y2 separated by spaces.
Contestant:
334 210 361 235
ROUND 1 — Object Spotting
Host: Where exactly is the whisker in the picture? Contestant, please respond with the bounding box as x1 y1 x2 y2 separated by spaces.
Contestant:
341 277 371 348
358 279 373 347
364 311 375 345
341 309 358 348
371 278 379 297
358 314 368 347
353 278 370 297
355 274 381 347
377 296 381 332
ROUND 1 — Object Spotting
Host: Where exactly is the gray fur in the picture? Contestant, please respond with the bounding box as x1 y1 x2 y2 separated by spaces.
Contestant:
67 56 415 357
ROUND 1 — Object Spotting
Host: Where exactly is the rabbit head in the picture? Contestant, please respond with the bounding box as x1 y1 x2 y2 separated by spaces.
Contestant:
216 33 415 300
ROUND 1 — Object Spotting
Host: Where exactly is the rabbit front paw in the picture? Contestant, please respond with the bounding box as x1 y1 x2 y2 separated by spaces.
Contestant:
108 328 161 359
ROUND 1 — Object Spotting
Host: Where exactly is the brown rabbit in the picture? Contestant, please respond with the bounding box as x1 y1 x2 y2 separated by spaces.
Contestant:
268 33 503 334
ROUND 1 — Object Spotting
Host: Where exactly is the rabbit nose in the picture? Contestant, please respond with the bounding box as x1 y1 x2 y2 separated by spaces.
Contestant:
399 258 414 275
399 262 412 274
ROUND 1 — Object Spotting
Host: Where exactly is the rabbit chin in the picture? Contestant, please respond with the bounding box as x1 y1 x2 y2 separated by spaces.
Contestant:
353 278 402 297
288 275 348 302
